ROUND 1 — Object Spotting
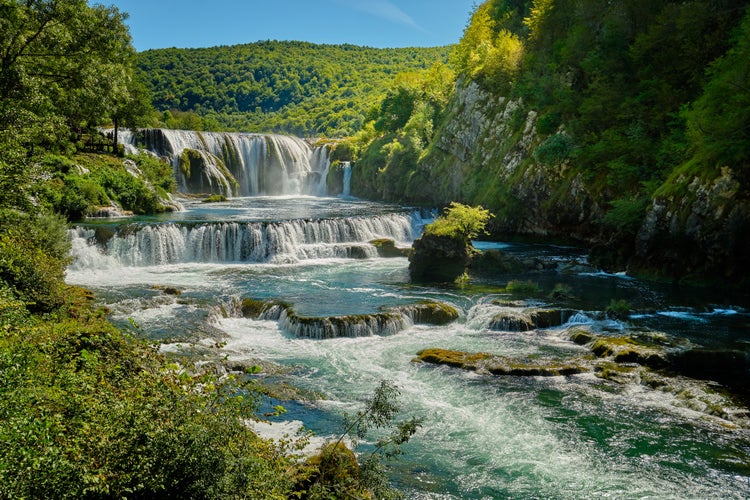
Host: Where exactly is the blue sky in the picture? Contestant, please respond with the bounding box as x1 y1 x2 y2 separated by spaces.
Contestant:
97 1 476 52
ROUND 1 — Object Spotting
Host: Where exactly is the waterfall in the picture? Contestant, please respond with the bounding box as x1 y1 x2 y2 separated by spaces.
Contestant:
342 161 352 197
118 128 330 197
278 309 412 339
69 213 415 268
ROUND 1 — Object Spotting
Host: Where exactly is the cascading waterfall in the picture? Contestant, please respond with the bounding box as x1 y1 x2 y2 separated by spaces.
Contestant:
342 161 352 197
118 128 330 197
69 212 415 268
278 309 412 339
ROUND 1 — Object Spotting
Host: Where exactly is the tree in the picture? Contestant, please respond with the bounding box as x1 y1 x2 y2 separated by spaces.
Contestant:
303 380 422 499
425 202 494 241
0 0 147 148
684 9 750 170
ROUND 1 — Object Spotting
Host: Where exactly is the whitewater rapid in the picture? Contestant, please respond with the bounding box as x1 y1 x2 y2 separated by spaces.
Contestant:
66 196 750 499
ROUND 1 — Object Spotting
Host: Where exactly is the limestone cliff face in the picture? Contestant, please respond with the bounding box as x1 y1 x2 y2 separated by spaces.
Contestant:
633 168 750 283
411 79 750 284
416 79 603 243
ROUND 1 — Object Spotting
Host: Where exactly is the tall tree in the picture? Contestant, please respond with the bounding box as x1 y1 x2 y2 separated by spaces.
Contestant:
0 0 147 150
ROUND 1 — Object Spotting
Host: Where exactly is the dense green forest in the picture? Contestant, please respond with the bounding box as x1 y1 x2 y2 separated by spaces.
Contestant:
348 0 750 284
136 41 452 136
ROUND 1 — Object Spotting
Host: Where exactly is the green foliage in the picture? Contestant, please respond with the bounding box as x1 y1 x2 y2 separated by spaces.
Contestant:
533 133 573 166
0 0 152 150
425 202 494 241
602 197 649 237
203 194 228 203
0 209 70 311
536 112 561 135
305 380 422 499
683 9 750 173
136 41 451 136
0 290 299 498
351 64 456 201
606 299 632 320
504 279 542 295
451 2 525 91
34 152 175 219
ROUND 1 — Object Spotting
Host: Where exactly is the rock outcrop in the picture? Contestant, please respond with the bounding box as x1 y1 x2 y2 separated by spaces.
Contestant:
631 167 750 284
414 348 589 377
239 297 460 339
408 233 475 283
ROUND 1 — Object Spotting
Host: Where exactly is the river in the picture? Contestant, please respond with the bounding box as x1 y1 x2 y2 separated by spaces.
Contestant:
67 193 750 499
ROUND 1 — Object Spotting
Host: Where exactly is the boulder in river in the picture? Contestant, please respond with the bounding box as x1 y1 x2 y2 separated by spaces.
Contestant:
409 233 475 283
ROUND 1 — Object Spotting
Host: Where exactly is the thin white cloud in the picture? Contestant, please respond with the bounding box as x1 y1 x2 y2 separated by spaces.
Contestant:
335 0 428 33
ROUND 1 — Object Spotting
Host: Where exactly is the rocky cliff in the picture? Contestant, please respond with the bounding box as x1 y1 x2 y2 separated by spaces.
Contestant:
402 79 750 286
416 78 604 242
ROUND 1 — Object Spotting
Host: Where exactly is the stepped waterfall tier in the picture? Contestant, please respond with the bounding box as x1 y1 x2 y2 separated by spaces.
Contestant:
69 212 416 267
118 128 330 196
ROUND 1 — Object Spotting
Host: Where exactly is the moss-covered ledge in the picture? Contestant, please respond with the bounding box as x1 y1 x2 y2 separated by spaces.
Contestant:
414 348 589 377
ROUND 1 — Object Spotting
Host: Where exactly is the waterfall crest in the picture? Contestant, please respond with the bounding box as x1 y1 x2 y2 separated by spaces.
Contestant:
119 128 330 197
69 213 414 268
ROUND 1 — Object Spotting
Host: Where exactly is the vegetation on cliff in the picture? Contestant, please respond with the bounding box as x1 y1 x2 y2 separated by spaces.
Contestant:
352 0 750 285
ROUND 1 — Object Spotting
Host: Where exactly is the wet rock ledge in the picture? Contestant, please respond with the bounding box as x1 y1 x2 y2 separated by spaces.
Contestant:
239 297 459 339
415 348 589 377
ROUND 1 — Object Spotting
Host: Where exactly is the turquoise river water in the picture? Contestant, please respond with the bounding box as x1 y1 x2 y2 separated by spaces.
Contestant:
67 195 750 499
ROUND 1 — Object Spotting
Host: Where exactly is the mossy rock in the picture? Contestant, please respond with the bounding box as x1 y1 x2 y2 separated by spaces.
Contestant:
282 310 407 338
347 244 372 259
296 442 361 496
529 309 576 328
240 298 290 319
409 232 474 283
390 301 459 325
568 327 594 345
594 361 642 384
415 348 491 370
590 337 667 368
152 285 182 296
486 358 588 377
202 194 227 203
416 348 589 377
370 238 410 258
488 309 534 332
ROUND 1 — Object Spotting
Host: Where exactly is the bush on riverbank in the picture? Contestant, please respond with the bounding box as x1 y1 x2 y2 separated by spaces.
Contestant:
36 152 176 220
0 286 301 498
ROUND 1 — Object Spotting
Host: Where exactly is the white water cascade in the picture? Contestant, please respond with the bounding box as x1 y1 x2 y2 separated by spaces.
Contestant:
69 212 415 268
118 128 331 197
341 161 352 197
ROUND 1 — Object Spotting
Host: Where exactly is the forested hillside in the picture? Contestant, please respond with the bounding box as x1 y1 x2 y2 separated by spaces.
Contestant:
136 41 451 136
349 0 750 285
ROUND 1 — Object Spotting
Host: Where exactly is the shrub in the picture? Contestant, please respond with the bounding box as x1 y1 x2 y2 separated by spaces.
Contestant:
602 197 648 237
0 300 298 498
534 133 573 166
0 209 71 313
425 202 494 242
504 280 542 295
606 299 631 320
